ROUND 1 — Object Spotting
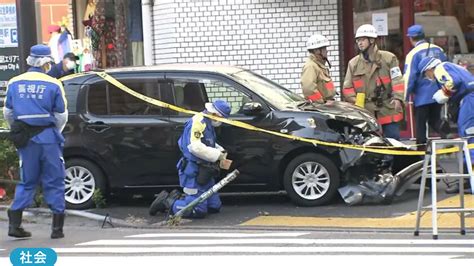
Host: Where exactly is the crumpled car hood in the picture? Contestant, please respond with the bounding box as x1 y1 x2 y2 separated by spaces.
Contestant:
301 101 380 131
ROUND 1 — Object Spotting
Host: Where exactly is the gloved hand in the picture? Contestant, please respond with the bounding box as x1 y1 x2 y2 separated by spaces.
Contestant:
433 89 449 104
218 151 227 161
390 99 403 113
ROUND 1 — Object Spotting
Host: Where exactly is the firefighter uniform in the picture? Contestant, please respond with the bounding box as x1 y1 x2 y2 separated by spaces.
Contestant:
301 54 336 103
342 45 405 138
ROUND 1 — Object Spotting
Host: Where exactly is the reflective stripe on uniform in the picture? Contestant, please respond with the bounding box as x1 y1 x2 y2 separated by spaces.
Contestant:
353 79 364 89
392 83 405 92
307 91 322 101
343 87 355 96
376 76 391 86
17 114 51 119
324 81 335 91
377 112 404 125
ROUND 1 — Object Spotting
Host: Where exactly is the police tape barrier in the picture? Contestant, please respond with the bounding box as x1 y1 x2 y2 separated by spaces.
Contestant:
94 72 474 156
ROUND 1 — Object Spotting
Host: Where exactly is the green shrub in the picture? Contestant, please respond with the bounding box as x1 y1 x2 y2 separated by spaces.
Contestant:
93 188 107 208
0 110 19 199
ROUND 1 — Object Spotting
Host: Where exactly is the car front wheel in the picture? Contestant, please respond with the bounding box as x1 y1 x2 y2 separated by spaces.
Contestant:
283 153 340 206
65 159 106 210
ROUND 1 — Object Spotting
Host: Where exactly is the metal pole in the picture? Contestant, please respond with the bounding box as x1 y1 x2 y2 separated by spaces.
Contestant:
15 0 37 73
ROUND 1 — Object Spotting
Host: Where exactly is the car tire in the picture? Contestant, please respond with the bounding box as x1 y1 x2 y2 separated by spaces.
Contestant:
65 158 106 210
283 153 340 206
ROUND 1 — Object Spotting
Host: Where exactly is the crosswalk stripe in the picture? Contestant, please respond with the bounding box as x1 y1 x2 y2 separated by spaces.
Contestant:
125 232 309 238
76 238 474 246
55 246 474 254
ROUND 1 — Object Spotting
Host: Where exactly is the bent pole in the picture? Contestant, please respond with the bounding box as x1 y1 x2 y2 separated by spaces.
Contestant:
169 169 240 223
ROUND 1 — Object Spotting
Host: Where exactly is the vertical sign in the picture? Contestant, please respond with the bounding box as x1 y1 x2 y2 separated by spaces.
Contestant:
372 13 388 36
0 4 19 102
0 4 18 48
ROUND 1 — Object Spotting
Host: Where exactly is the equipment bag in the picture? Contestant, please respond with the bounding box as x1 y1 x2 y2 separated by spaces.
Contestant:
9 120 52 149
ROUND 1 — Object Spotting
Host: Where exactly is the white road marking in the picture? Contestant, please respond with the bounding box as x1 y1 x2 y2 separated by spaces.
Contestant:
76 238 474 246
55 246 474 254
125 232 309 238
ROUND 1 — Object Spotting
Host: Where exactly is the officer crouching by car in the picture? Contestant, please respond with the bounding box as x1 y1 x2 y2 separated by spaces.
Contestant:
149 99 232 218
3 44 68 239
419 57 474 194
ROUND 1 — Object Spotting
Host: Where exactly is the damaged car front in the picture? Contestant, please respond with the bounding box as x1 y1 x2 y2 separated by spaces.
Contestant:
229 69 417 206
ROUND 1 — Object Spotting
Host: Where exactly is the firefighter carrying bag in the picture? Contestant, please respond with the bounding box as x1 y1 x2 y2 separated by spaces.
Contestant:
9 120 53 149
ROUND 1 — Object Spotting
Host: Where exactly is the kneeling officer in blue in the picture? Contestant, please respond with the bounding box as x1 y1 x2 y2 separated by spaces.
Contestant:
149 100 232 218
3 44 68 238
419 57 474 193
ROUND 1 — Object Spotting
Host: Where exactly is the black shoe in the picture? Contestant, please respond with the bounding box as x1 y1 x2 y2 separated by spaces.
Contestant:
149 190 169 216
51 213 65 239
149 190 181 215
7 209 32 238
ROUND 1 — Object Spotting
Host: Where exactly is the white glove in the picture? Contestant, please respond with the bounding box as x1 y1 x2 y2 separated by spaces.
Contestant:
218 151 227 161
433 90 449 104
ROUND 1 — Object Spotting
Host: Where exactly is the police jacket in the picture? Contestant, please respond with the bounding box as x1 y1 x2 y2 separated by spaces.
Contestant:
342 45 405 125
47 62 74 79
434 62 474 103
178 112 223 165
403 40 447 107
3 67 68 144
301 54 335 103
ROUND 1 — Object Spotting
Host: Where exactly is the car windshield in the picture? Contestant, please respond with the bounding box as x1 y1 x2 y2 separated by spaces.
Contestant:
231 70 304 109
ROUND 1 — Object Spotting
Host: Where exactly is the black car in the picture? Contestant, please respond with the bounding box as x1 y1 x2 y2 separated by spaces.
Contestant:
61 64 407 209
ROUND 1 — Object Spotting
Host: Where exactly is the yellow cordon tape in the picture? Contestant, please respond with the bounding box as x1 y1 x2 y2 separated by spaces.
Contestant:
95 72 474 156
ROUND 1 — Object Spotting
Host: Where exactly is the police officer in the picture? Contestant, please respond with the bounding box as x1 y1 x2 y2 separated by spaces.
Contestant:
404 25 447 148
301 34 335 103
343 24 405 139
47 52 79 79
419 57 473 193
3 44 68 238
149 99 231 218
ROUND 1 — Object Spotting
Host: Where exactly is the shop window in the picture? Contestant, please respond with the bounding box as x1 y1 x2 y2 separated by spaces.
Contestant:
352 1 404 62
414 0 474 62
73 0 144 69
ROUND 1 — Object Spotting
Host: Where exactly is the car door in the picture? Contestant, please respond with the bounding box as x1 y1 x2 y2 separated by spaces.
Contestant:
165 72 278 189
80 72 178 188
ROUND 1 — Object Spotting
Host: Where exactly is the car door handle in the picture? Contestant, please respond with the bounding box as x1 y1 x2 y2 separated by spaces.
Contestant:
174 125 184 130
86 122 111 133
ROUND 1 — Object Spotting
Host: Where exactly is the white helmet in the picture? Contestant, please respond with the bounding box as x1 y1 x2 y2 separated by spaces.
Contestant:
306 34 330 50
355 24 378 39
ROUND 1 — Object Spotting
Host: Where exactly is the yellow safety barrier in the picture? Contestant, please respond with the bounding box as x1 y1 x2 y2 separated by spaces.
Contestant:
94 72 474 156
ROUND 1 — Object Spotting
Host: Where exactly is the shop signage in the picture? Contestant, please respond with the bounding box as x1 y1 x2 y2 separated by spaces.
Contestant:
0 4 18 48
372 13 388 36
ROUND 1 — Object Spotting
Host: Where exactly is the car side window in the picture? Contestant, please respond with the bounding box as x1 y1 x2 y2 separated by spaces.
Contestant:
88 81 107 115
87 79 171 116
202 79 251 115
173 79 208 115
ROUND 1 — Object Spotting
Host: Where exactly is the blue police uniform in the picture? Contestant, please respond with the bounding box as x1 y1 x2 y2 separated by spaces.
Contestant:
433 62 474 159
171 100 231 218
5 59 67 214
404 25 448 146
172 113 223 218
47 61 74 79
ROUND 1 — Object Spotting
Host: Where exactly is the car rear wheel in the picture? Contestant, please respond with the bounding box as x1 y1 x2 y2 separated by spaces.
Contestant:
65 159 106 210
283 153 340 206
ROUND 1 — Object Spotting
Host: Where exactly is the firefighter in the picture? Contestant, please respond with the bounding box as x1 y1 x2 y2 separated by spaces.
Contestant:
404 24 447 148
342 24 405 139
301 34 335 103
149 99 232 218
419 57 474 193
3 44 68 239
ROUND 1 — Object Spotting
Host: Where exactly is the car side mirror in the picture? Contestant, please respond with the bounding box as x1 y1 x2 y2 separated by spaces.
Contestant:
242 102 263 115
